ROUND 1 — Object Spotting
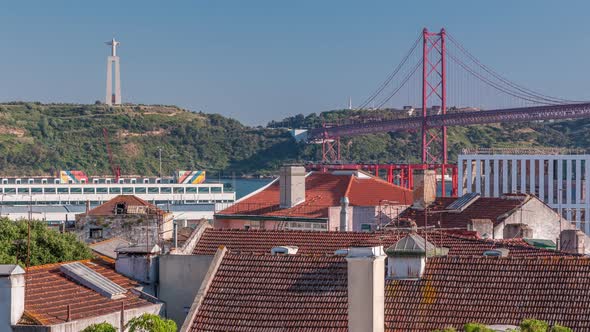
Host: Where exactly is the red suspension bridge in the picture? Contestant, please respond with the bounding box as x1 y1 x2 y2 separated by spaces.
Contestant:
305 28 589 196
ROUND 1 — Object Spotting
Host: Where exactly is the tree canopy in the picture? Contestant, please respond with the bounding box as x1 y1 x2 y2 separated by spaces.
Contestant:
0 218 92 266
125 313 177 332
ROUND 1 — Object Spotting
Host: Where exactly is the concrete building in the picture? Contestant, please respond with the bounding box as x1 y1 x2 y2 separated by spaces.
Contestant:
74 195 174 245
178 233 590 331
458 152 590 233
214 165 412 231
105 38 122 105
2 258 162 331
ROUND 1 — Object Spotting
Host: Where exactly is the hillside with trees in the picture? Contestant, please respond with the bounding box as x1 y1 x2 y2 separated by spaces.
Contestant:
0 102 589 177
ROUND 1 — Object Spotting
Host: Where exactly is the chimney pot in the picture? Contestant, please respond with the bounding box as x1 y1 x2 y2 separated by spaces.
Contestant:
560 229 586 254
340 196 350 232
0 265 25 330
346 246 385 332
412 170 436 210
279 166 306 208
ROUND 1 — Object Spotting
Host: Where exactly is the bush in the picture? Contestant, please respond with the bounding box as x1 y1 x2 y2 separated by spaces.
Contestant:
125 313 176 332
520 319 549 332
550 325 573 332
464 323 494 332
81 322 117 332
432 328 456 332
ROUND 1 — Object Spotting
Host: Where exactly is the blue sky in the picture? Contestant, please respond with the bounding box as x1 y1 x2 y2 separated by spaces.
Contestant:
0 1 588 125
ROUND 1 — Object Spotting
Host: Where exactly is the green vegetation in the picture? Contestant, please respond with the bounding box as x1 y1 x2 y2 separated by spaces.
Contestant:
0 218 92 266
463 323 493 332
125 313 177 332
431 320 573 332
81 322 117 332
1 102 590 176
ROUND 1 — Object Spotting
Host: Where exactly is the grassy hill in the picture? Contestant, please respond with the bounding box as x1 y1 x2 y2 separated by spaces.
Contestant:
0 102 589 177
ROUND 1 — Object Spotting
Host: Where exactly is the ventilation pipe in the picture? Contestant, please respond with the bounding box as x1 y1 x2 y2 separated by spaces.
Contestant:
340 196 350 231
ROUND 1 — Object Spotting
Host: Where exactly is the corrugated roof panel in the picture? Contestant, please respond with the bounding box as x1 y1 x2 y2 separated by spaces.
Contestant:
60 262 127 299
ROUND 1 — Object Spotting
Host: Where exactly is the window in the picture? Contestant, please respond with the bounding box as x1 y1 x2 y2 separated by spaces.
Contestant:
115 203 126 215
28 179 34 184
54 179 60 184
31 188 42 194
83 187 96 194
44 188 57 194
110 187 121 194
160 187 171 194
4 188 15 194
186 187 197 193
41 179 48 184
135 187 147 194
148 187 159 194
58 188 69 194
89 228 103 239
96 187 108 194
130 179 136 184
198 187 209 193
17 188 30 194
92 179 99 184
1 179 7 184
155 178 162 184
70 187 82 194
15 179 21 184
174 187 185 194
80 179 86 184
211 187 222 193
361 224 372 232
122 187 133 194
105 179 112 184
118 179 125 184
143 178 149 184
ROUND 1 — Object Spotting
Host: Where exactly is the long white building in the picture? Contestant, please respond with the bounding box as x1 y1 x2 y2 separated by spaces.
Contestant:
458 152 589 233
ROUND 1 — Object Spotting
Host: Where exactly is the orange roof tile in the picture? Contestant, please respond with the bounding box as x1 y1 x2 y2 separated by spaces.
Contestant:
24 258 154 326
84 195 165 216
217 172 412 219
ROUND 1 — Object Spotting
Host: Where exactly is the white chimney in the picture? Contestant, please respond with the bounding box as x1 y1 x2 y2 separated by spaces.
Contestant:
279 165 306 208
0 265 25 330
340 196 349 231
346 246 385 332
560 229 586 254
412 169 436 210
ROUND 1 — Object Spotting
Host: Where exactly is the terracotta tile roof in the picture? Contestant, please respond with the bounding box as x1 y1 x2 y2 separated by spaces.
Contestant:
216 172 412 220
189 253 590 331
190 253 348 332
385 256 590 330
399 195 529 228
84 195 165 216
192 229 569 257
23 258 154 326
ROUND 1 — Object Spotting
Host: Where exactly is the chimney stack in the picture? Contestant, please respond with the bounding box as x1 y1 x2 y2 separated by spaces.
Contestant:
340 196 350 231
346 246 385 332
279 165 306 208
412 169 436 210
560 229 586 254
0 265 25 330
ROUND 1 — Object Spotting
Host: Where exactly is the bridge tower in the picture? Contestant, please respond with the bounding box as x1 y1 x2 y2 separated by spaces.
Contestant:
421 28 449 195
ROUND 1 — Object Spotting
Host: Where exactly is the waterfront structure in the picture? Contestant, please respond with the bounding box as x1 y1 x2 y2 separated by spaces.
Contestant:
457 151 590 233
0 175 235 225
214 166 412 231
105 38 122 105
